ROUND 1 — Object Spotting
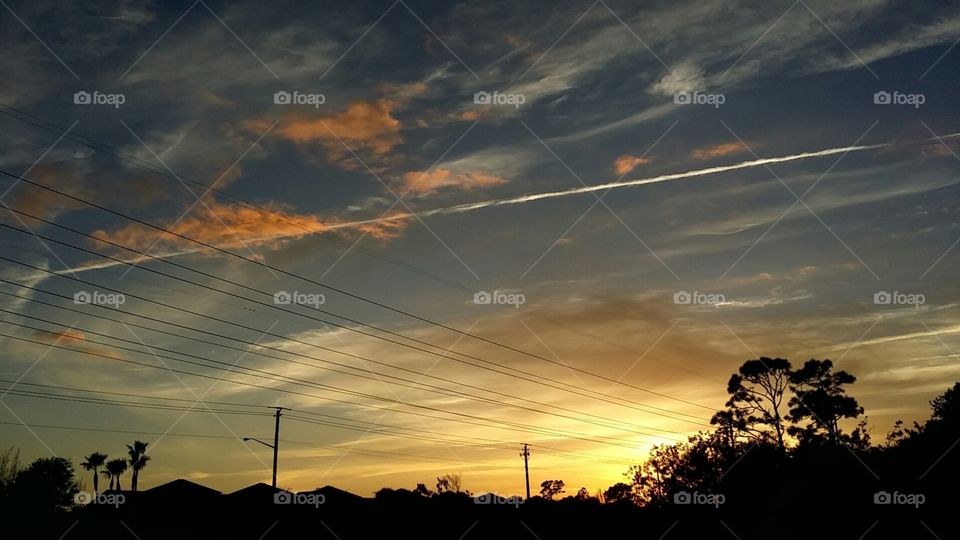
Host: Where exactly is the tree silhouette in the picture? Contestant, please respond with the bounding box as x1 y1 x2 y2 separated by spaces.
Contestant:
787 359 862 445
9 457 78 513
928 382 960 427
629 431 734 506
602 482 633 504
718 357 792 452
0 446 19 498
413 483 433 497
80 453 108 495
539 479 565 500
103 458 128 491
435 473 462 493
896 382 960 444
126 440 151 492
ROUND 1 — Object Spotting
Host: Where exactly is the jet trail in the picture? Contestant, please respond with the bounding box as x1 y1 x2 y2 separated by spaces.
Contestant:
28 132 960 277
328 133 960 231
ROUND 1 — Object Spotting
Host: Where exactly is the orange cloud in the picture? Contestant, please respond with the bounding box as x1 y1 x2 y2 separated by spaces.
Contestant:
31 329 125 360
613 154 652 175
402 169 508 195
92 199 410 256
253 99 402 166
691 142 748 160
356 211 410 240
5 164 89 221
34 329 87 343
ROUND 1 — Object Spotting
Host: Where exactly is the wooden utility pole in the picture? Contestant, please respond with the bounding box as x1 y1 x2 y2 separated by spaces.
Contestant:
520 444 530 500
243 406 289 489
272 407 283 488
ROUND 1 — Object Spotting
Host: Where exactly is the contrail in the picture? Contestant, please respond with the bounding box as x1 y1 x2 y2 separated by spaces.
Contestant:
326 133 960 230
34 132 960 277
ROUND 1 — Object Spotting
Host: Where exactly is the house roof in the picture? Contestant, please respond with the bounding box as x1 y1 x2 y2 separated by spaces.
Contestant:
144 478 222 497
226 482 283 498
301 485 363 500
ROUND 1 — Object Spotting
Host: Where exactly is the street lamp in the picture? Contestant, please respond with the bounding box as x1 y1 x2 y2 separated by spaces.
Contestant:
242 437 274 448
242 407 287 488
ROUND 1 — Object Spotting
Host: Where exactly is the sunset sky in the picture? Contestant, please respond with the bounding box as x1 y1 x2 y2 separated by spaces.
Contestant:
1 0 959 497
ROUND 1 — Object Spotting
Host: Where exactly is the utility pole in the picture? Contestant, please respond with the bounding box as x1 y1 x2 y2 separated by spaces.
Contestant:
272 407 283 488
243 407 289 489
520 444 530 500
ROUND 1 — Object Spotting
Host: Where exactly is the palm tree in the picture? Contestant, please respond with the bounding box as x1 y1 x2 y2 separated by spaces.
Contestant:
80 453 108 495
126 440 151 492
103 458 128 491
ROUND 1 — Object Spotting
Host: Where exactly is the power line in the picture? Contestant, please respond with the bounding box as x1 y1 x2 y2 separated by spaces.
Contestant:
0 103 473 293
0 380 641 464
0 166 715 412
0 102 716 390
0 420 471 465
0 211 711 424
0 388 274 417
0 283 703 437
0 243 713 426
0 420 635 468
0 378 650 465
0 209 715 423
0 299 683 437
0 378 273 410
0 381 525 449
0 292 683 439
0 326 666 449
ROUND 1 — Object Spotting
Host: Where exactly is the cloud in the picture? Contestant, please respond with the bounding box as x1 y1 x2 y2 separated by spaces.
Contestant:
613 155 652 175
33 329 87 343
547 103 675 144
5 164 89 221
91 199 410 256
277 99 401 153
841 324 960 350
256 99 402 168
30 329 124 360
649 61 706 96
716 292 814 309
354 211 412 240
691 142 748 161
338 137 908 227
402 169 509 195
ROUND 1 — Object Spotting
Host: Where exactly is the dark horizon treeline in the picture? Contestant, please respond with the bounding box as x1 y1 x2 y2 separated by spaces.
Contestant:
601 357 958 507
377 357 959 509
1 357 958 539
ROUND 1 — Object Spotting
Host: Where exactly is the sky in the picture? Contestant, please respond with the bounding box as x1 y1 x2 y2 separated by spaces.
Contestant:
0 0 959 497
